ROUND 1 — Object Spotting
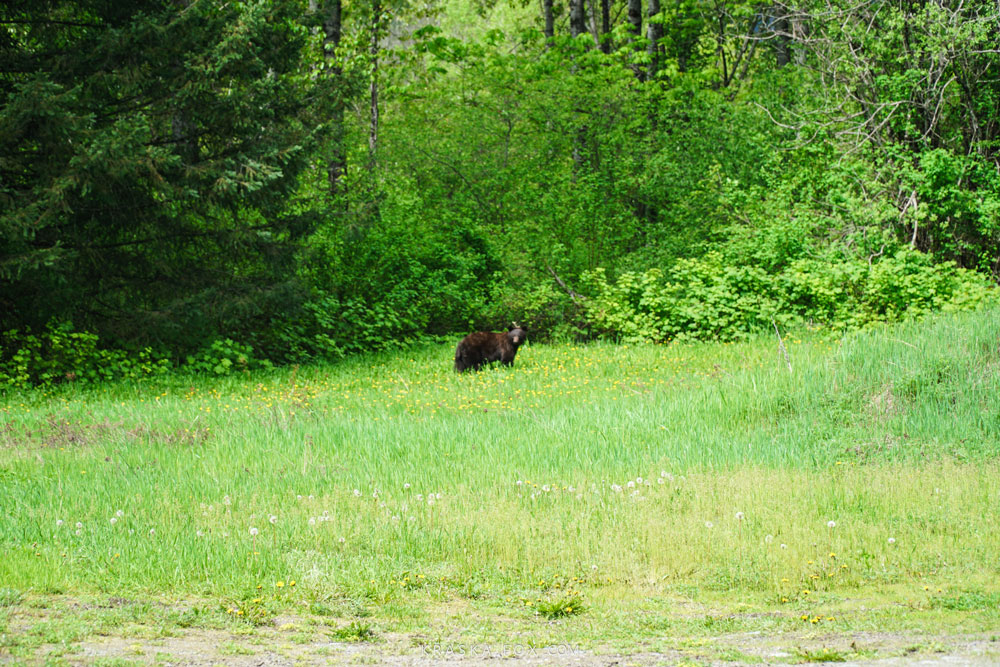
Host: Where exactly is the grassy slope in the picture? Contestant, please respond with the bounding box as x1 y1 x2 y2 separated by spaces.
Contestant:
1 309 999 656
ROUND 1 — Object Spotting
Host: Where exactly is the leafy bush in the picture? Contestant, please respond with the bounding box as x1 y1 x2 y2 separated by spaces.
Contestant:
579 249 997 342
183 339 272 376
0 322 170 389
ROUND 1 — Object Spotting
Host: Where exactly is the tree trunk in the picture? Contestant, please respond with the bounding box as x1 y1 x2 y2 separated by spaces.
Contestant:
368 0 379 174
321 0 346 201
570 0 586 39
543 0 554 42
600 0 611 53
647 0 662 79
627 0 644 80
773 3 790 68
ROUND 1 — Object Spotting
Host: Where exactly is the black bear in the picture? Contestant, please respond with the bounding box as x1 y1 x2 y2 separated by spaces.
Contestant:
454 325 528 372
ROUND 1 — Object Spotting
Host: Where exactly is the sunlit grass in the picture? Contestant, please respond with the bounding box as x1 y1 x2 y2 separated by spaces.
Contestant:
1 309 999 637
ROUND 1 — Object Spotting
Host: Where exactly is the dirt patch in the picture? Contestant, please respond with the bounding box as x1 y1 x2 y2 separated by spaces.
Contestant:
11 622 1000 666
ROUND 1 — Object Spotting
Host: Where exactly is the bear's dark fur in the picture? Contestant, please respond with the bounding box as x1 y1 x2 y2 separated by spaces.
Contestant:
454 326 527 372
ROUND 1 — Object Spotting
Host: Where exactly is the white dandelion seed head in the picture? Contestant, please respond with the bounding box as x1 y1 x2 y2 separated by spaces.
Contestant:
765 534 774 543
75 521 83 529
705 521 714 529
435 493 442 500
322 510 330 517
888 537 896 545
542 485 551 492
416 494 423 501
660 470 668 477
308 494 314 499
223 495 231 505
196 530 204 537
611 484 622 493
115 509 124 517
591 564 598 570
110 517 118 525
516 480 523 486
636 477 643 484
827 520 837 529
75 529 82 536
735 512 745 521
148 528 155 535
627 481 636 489
657 477 665 485
338 537 346 543
297 494 303 501
780 543 788 549
268 514 277 524
352 489 361 497
56 519 64 527
249 527 259 536
403 483 411 490
308 517 316 526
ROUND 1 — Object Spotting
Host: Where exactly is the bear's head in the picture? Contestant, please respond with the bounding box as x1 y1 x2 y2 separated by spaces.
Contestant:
507 326 527 347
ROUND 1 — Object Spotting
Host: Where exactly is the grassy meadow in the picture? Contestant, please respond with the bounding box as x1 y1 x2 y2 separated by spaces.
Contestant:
2 310 1000 661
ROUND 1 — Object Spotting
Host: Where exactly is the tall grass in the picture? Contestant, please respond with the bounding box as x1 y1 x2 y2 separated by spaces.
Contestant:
1 309 998 613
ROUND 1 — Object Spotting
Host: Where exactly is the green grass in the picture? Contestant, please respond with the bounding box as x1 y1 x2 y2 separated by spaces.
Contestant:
1 308 1000 655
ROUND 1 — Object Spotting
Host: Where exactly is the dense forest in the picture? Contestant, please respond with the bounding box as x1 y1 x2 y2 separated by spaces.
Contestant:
2 0 999 384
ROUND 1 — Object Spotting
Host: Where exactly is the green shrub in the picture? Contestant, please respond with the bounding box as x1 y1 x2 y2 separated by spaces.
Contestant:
183 338 272 376
0 322 170 389
579 249 997 342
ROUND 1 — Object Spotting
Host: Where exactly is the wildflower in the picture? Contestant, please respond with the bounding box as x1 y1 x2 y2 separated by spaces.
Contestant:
268 514 277 524
75 521 83 529
353 489 361 497
250 527 259 536
888 537 896 545
735 512 744 521
308 517 316 526
403 483 411 490
338 537 346 544
627 481 636 489
780 543 788 549
196 530 204 537
149 528 155 535
223 495 231 505
636 477 643 484
276 581 284 588
765 534 774 543
515 480 523 486
297 494 303 500
115 510 124 518
611 484 622 493
416 494 423 501
827 520 836 528
110 517 118 525
435 493 442 500
542 484 551 492
657 478 665 485
56 519 64 527
705 521 714 529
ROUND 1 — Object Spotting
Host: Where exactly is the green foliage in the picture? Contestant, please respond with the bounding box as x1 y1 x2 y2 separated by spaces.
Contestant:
535 595 585 620
184 339 271 377
580 250 997 342
0 322 169 389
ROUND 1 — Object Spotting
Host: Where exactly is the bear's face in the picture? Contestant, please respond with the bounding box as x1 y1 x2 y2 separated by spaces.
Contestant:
507 327 527 346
